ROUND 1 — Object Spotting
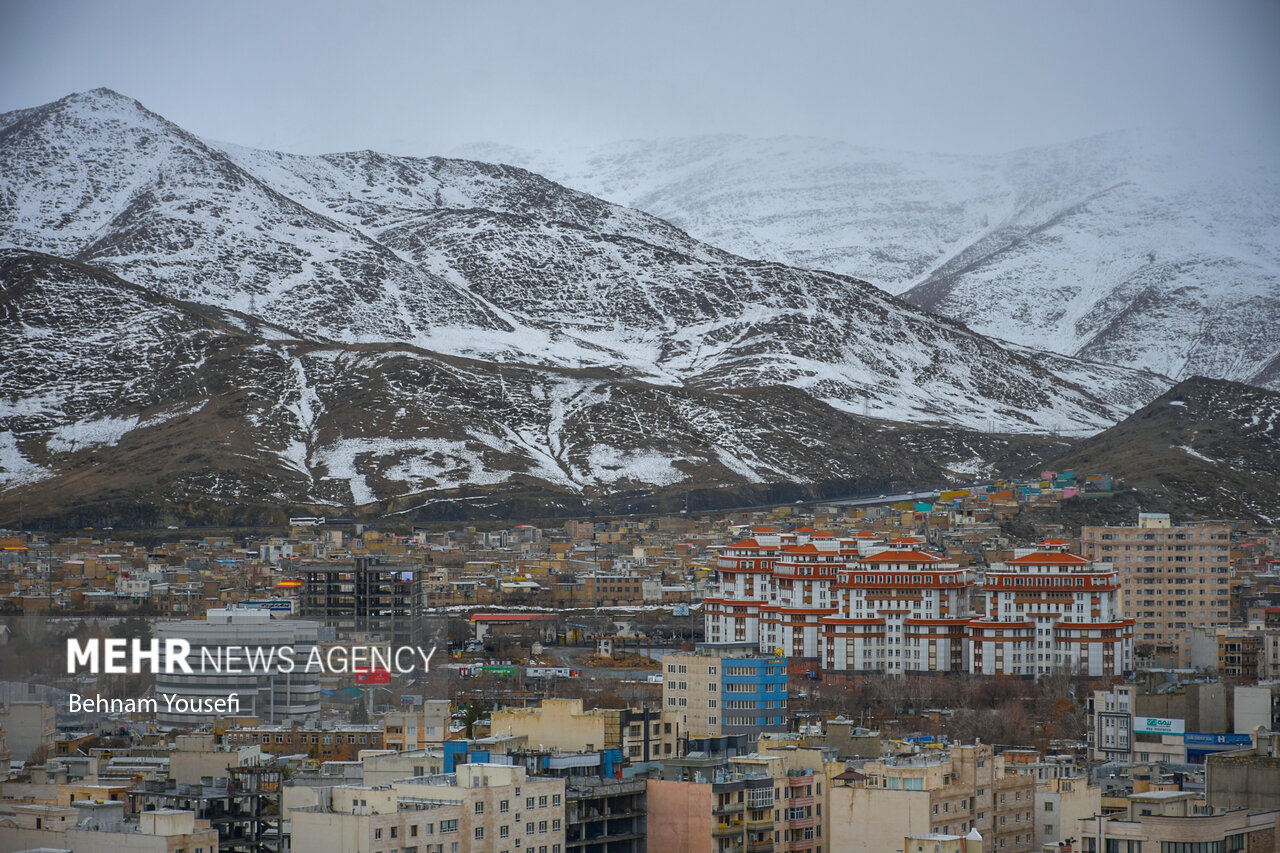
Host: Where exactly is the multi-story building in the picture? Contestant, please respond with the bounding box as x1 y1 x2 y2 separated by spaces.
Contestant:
1076 791 1280 852
222 721 385 761
491 698 678 763
383 699 452 752
823 544 972 676
1086 684 1189 764
760 536 847 662
969 539 1133 678
0 801 218 853
155 608 322 727
662 644 787 741
394 763 567 853
1081 513 1232 667
704 532 782 646
829 743 1037 853
707 530 1136 681
290 782 467 853
647 749 828 853
1030 774 1100 850
298 555 425 646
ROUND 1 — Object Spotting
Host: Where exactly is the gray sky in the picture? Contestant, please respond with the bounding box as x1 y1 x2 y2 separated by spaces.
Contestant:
2 0 1278 156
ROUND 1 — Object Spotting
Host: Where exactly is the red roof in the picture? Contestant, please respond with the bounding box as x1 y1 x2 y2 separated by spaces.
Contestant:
728 538 764 549
855 531 877 538
781 544 822 555
1006 552 1091 566
751 526 778 534
1039 537 1070 545
795 525 818 533
859 550 942 563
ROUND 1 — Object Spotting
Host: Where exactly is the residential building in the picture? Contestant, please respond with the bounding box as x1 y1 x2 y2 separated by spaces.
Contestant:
823 543 971 676
1032 775 1100 850
662 644 787 741
155 608 322 726
969 539 1133 678
1076 791 1279 852
393 763 567 853
222 721 385 761
290 783 466 853
383 699 451 752
0 801 217 853
829 743 1037 853
1081 513 1232 668
0 700 55 763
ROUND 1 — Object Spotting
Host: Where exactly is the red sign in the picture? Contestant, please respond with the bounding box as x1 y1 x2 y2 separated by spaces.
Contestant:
354 668 390 685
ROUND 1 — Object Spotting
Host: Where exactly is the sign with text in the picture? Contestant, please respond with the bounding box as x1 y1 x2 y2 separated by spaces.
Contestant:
354 667 391 685
1134 716 1184 735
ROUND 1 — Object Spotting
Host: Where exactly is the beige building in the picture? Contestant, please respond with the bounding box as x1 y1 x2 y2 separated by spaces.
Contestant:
663 645 788 740
0 700 56 763
490 698 678 762
0 801 217 853
647 749 829 853
1081 513 1231 667
1076 791 1280 852
292 763 565 853
291 784 465 853
1032 775 1100 850
383 699 451 752
829 744 1037 853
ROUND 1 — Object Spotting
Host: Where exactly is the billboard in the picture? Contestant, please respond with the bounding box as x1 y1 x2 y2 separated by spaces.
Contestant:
1134 716 1184 735
354 667 391 685
1184 732 1252 747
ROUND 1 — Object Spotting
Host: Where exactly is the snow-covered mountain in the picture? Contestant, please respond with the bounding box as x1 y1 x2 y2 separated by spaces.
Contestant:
457 133 1280 387
0 249 1076 525
0 90 1175 522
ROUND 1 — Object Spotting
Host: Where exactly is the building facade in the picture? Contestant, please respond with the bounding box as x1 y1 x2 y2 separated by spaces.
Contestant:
155 608 322 727
663 644 788 740
970 540 1133 678
1081 513 1231 668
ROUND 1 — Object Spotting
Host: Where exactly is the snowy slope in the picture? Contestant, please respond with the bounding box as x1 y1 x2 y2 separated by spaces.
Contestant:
0 249 1075 524
0 89 1169 439
457 133 1280 387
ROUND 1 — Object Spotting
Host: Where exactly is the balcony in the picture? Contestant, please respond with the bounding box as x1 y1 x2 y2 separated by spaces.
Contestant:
747 840 774 853
713 819 744 837
713 801 745 816
746 817 773 832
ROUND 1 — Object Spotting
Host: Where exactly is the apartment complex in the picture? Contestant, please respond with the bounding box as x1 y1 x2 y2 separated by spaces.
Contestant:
707 529 1132 679
1081 512 1232 667
970 539 1133 678
662 644 788 740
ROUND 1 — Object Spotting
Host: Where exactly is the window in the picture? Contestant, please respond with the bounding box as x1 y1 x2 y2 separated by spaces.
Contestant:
475 827 484 840
501 800 509 813
475 802 485 814
375 829 383 840
501 826 510 838
551 794 560 806
441 820 458 833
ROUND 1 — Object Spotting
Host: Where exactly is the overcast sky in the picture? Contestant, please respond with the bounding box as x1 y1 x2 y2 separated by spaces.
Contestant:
2 0 1278 156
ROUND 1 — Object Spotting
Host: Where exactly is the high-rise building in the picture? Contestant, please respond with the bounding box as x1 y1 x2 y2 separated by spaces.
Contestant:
970 539 1133 678
1080 513 1232 667
662 644 787 741
155 608 322 727
298 555 425 646
823 542 972 676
